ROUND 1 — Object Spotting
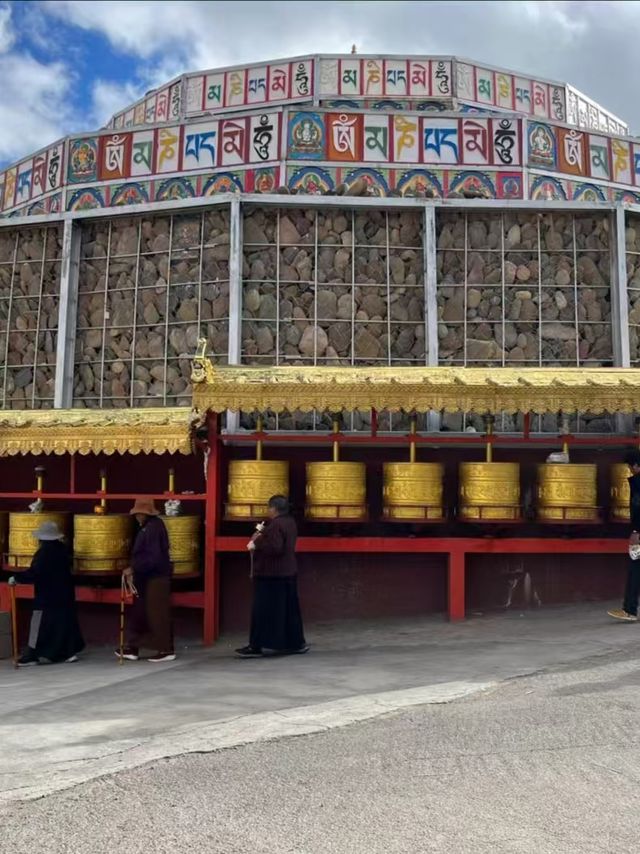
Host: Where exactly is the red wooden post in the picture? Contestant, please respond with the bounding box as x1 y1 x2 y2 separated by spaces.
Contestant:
447 546 466 621
203 413 221 645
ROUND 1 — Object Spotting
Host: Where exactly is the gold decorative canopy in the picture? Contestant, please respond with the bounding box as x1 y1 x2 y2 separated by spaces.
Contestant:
191 359 640 416
0 408 192 456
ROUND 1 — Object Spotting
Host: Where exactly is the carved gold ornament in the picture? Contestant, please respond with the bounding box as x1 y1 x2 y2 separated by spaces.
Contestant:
191 360 640 416
0 409 192 456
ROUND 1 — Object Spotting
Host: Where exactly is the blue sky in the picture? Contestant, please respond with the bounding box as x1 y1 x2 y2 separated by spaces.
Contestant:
2 1 640 169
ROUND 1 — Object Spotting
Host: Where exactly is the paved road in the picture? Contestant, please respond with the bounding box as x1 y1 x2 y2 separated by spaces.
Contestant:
2 603 640 803
3 645 640 854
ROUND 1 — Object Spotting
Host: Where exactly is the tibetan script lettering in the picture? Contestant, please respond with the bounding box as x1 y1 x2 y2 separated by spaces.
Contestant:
271 68 287 95
493 119 517 165
365 124 388 157
207 83 223 104
32 157 46 195
47 148 60 189
158 128 179 170
105 135 126 175
463 120 489 162
410 63 428 90
434 62 450 95
564 130 583 170
424 126 458 160
185 131 217 165
252 114 274 161
365 60 382 94
222 121 246 158
295 62 310 96
156 91 169 121
332 114 357 157
132 140 153 171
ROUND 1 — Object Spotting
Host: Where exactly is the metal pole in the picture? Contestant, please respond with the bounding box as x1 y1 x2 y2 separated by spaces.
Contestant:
226 196 242 434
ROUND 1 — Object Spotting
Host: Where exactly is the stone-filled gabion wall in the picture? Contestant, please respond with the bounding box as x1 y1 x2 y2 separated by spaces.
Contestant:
0 224 62 409
436 211 613 367
626 212 640 365
74 208 230 408
242 207 425 367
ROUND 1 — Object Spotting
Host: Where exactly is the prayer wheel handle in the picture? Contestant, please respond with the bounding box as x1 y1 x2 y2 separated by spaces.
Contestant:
331 415 340 463
409 413 417 464
34 465 46 494
559 412 570 458
98 469 107 513
484 416 494 464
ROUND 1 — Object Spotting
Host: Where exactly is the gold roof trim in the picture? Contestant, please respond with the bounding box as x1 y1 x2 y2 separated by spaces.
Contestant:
191 361 640 415
0 408 192 456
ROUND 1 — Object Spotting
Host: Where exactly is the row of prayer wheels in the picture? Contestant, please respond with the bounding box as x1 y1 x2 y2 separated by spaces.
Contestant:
1 469 201 574
225 418 633 523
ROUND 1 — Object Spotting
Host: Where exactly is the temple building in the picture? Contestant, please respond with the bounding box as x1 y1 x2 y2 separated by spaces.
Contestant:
0 53 638 643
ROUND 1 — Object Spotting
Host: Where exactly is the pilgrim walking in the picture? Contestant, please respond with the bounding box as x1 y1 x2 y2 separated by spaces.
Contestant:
13 520 84 667
115 498 175 662
236 495 308 658
609 449 640 622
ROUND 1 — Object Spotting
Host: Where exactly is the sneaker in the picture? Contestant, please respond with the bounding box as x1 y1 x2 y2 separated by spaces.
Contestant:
235 645 263 658
607 608 638 622
292 644 310 655
114 647 139 661
147 652 176 663
17 653 39 667
65 655 79 663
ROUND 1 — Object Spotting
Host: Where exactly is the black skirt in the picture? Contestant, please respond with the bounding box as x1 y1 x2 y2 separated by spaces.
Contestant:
249 576 306 652
29 606 85 663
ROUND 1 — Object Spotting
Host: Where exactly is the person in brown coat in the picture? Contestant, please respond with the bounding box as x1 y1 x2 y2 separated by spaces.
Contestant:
236 495 308 658
115 498 175 663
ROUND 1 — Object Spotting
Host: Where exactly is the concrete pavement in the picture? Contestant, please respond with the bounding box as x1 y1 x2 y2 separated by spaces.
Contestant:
3 643 640 853
1 601 639 806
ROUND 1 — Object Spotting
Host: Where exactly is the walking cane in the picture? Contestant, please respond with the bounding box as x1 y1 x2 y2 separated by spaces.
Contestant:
118 575 126 666
8 577 18 669
118 573 138 665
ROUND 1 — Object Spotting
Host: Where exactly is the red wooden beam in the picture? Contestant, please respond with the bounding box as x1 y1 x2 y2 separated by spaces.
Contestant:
215 536 629 554
0 582 204 609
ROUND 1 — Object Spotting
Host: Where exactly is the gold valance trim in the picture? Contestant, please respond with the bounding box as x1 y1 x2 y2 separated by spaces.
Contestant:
191 363 640 415
0 408 193 456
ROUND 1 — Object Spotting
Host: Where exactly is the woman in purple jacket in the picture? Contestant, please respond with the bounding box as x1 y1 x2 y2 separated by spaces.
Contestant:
115 498 175 663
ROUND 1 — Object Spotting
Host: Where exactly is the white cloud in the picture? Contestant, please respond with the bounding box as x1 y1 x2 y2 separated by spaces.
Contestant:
0 52 74 163
0 3 15 53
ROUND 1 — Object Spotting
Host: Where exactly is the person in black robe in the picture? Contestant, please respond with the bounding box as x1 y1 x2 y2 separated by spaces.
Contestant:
236 495 308 659
609 449 640 622
12 519 84 666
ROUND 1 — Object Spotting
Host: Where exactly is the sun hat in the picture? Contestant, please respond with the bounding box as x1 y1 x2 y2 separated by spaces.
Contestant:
129 497 160 516
32 520 64 541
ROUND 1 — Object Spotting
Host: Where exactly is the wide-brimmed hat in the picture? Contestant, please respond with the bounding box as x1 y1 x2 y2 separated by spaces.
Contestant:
129 497 160 516
32 520 64 541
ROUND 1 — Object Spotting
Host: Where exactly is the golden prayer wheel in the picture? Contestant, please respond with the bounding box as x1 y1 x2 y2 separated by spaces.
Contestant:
382 415 444 520
458 463 521 521
8 512 71 569
383 463 444 520
306 417 366 520
225 416 289 520
610 463 631 522
458 416 520 521
536 464 598 522
73 514 132 573
226 460 289 519
306 462 367 520
162 515 201 575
